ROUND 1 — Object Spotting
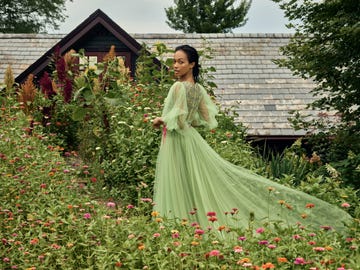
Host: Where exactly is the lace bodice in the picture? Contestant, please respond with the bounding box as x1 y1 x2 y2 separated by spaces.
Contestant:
161 81 218 131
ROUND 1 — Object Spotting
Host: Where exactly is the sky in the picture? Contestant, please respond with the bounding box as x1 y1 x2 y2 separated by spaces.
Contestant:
55 0 294 34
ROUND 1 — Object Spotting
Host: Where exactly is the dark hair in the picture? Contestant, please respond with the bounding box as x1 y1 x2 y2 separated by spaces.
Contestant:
175 45 201 82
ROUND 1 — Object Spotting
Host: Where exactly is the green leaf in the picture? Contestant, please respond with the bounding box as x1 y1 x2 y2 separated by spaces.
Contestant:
72 107 88 121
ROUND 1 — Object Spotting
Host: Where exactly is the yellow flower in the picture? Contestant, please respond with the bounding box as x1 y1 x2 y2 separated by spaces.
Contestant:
238 258 251 264
181 219 188 226
151 211 159 217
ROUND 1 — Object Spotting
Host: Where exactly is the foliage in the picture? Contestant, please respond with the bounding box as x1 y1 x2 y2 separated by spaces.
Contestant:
0 0 71 33
300 129 360 189
258 139 318 187
272 0 360 132
165 0 252 33
0 101 359 269
272 0 360 191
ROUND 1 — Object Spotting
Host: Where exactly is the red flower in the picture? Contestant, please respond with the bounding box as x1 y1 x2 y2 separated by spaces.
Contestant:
207 211 216 217
208 216 218 222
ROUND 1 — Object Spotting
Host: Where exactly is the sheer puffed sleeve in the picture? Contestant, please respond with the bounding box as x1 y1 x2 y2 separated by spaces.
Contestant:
196 85 218 129
161 82 188 131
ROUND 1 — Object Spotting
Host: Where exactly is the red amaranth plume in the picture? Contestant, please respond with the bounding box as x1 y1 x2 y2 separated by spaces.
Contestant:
56 57 67 82
63 78 73 103
39 72 56 98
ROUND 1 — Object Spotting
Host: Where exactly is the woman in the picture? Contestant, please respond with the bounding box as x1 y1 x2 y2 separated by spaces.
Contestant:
152 45 351 233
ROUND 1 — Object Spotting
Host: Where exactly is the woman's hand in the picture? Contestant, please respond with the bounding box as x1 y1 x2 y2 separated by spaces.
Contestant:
152 117 164 129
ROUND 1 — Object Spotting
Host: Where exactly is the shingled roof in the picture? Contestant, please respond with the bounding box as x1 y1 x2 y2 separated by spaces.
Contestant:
0 13 317 140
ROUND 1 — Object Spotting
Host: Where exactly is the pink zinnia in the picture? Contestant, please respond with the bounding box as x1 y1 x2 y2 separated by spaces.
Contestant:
195 229 205 235
294 257 306 265
238 236 246 241
233 246 243 253
207 211 216 217
256 227 265 234
341 202 350 208
106 202 116 208
313 246 325 252
208 250 220 257
320 225 333 231
83 213 91 219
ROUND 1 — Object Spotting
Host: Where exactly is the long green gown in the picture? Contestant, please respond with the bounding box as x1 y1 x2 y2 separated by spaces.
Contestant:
153 81 352 232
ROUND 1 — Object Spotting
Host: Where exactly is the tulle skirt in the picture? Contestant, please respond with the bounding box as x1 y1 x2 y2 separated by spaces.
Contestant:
153 127 352 232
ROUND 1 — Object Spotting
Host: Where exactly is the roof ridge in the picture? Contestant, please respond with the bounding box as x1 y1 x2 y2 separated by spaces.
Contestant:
0 32 294 39
132 33 294 39
0 33 65 38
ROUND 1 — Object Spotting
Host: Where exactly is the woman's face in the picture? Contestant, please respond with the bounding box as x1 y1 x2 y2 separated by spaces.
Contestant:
173 50 195 81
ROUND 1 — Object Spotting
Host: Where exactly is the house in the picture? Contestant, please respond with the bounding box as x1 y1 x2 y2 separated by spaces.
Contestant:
0 9 318 150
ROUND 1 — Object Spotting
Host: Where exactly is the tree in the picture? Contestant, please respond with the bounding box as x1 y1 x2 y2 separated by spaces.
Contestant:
0 0 72 33
272 0 360 188
165 0 252 33
272 0 360 132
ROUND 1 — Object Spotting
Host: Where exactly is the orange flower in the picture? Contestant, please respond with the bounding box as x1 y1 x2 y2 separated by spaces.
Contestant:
138 243 145 250
115 261 122 267
278 200 285 205
30 238 39 245
306 203 315 208
273 237 281 243
218 225 226 231
191 241 199 246
238 258 251 264
277 257 288 263
262 262 275 269
325 246 333 251
301 213 308 219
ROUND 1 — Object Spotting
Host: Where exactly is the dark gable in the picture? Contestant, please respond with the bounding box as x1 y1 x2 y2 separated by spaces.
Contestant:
15 9 144 83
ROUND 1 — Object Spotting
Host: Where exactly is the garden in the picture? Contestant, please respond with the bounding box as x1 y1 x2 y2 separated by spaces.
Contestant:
0 43 359 269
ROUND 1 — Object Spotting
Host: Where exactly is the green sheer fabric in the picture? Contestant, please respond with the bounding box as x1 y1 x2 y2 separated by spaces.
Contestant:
153 81 352 232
